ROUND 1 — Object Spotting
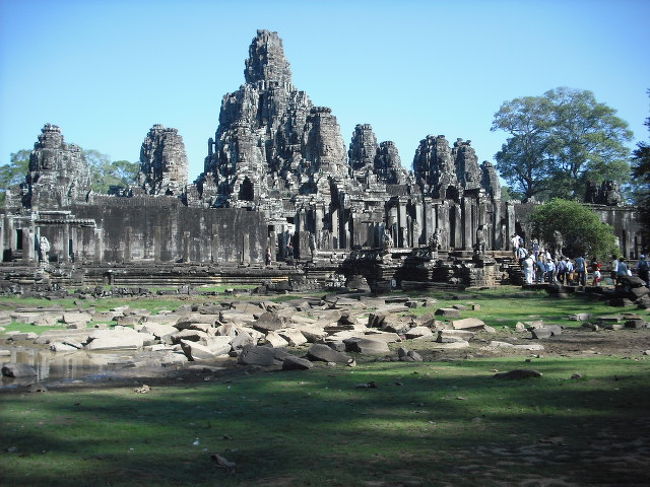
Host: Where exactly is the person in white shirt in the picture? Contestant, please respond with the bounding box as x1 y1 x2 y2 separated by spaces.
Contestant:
523 255 534 284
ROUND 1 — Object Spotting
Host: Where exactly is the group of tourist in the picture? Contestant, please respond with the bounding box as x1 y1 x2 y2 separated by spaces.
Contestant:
512 234 649 287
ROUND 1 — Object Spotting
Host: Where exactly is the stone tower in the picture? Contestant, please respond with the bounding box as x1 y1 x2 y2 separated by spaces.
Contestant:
16 124 92 208
137 124 189 195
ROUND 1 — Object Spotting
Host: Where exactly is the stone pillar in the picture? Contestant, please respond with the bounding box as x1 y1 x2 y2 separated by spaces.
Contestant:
63 223 71 263
331 209 339 249
506 202 516 250
453 205 462 250
315 206 324 242
423 198 434 243
398 200 407 248
94 228 104 263
493 202 502 250
462 198 473 251
0 219 4 262
24 227 36 263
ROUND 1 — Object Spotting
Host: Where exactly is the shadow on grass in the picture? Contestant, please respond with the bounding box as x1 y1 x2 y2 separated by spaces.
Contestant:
1 357 650 486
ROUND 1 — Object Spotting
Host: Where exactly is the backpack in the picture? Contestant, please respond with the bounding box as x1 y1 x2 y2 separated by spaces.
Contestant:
640 260 649 271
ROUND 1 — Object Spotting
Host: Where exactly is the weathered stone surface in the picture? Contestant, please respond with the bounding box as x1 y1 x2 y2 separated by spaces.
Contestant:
429 340 470 349
405 326 433 339
265 331 289 348
306 344 351 363
282 355 313 370
486 341 545 351
343 337 390 354
137 124 188 195
253 312 285 332
238 345 288 366
278 329 307 346
435 308 461 318
180 340 219 361
2 363 37 377
451 318 486 330
86 328 145 350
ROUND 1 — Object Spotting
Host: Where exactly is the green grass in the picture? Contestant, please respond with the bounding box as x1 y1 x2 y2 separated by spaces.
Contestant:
1 357 649 486
401 287 648 328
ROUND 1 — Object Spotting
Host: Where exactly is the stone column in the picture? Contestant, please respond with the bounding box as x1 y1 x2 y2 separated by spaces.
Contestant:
423 198 434 243
24 227 36 263
462 198 473 251
94 228 104 263
398 200 407 248
506 202 516 250
63 223 71 263
331 209 339 249
211 224 219 263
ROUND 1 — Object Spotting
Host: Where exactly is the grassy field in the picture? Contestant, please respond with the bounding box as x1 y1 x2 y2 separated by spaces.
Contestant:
1 356 649 486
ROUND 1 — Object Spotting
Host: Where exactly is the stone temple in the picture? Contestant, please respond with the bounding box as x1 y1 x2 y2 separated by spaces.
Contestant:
0 30 644 290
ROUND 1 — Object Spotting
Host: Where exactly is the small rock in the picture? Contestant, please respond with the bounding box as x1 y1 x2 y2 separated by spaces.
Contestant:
570 373 583 380
211 453 236 471
355 381 378 389
27 383 48 393
282 356 313 370
493 369 543 380
134 384 151 394
2 363 37 378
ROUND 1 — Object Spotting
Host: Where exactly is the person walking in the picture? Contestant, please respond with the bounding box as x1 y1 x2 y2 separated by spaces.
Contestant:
546 258 556 283
575 255 587 286
591 260 602 286
523 254 535 284
565 257 574 285
610 254 619 285
511 234 520 259
637 254 649 287
616 258 629 285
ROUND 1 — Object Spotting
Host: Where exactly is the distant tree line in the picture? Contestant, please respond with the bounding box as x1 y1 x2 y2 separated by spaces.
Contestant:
0 148 139 206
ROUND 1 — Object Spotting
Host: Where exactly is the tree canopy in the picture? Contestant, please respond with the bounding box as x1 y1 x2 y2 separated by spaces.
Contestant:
530 198 618 260
631 91 650 245
491 87 633 201
0 150 30 207
83 150 139 193
0 148 139 206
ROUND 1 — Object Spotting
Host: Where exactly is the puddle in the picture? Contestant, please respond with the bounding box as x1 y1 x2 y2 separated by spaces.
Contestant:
0 346 140 389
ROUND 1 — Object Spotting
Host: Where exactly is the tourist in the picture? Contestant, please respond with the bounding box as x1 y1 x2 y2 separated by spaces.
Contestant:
265 247 272 266
545 258 556 283
523 253 534 284
574 254 587 286
591 259 602 286
517 245 528 262
286 241 294 264
637 254 649 287
532 238 540 259
616 258 629 284
565 257 574 285
610 254 619 285
557 257 567 284
511 234 520 258
536 255 546 283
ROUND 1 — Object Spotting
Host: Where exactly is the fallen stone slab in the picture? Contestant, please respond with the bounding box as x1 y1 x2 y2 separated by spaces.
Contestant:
238 345 288 366
397 347 423 362
363 331 401 344
63 312 93 325
253 312 285 332
86 331 145 350
6 332 38 341
230 331 255 349
307 343 351 363
568 313 591 322
171 329 210 344
428 341 470 350
405 326 433 339
49 342 80 352
485 341 545 351
180 340 220 361
2 363 37 377
451 318 486 330
138 323 178 338
278 329 307 346
494 369 543 380
265 331 289 348
176 314 221 329
435 308 461 318
343 337 390 354
200 336 233 355
282 356 313 370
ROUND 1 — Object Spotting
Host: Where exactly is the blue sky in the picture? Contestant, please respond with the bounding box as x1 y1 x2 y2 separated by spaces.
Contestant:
1 0 649 181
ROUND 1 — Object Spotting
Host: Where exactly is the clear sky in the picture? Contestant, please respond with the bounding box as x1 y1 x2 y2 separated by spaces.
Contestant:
1 0 648 181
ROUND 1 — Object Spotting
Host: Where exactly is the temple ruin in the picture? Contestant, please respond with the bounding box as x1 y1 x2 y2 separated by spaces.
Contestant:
0 30 644 290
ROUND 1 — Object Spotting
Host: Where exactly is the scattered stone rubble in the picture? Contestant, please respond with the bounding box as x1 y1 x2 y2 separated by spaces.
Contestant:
2 287 649 382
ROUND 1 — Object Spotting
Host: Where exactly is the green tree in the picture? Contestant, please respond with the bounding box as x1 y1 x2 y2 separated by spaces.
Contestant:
631 91 650 245
0 150 31 207
492 88 633 201
82 150 139 193
530 198 618 259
